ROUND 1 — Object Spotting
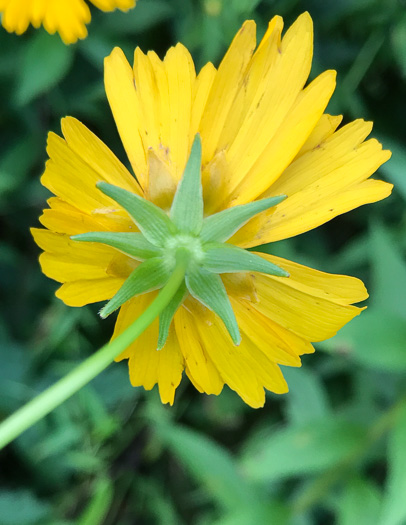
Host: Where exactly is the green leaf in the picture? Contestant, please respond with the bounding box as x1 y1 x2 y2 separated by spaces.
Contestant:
282 367 330 425
391 14 406 79
200 195 286 243
77 477 114 525
379 402 406 525
337 477 382 525
100 257 171 318
323 310 406 372
98 0 174 34
202 243 288 276
377 135 406 201
0 490 51 525
158 283 188 350
370 222 406 319
16 31 74 106
185 267 240 345
97 182 176 246
71 231 162 261
170 134 203 234
155 422 258 511
241 418 365 482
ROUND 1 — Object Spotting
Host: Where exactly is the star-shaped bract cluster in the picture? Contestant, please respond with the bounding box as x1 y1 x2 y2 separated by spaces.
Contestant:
73 135 288 349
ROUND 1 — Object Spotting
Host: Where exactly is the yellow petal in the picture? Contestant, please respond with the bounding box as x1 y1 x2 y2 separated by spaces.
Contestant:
251 256 366 342
234 122 392 246
199 20 257 164
238 336 289 394
145 149 177 210
223 13 314 202
267 119 375 197
157 329 184 405
227 69 336 206
190 62 216 140
258 147 392 243
294 113 343 159
133 48 161 155
1 0 91 43
104 47 148 187
184 368 204 393
39 253 111 282
31 228 116 262
255 253 369 304
231 298 304 366
193 310 265 408
89 0 135 11
39 197 134 235
32 228 134 284
214 16 284 159
56 277 124 306
42 131 134 215
174 306 223 395
61 117 142 195
254 15 284 55
162 44 196 181
112 294 184 404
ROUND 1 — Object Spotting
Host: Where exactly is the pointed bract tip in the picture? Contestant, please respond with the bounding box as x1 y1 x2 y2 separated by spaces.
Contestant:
98 306 109 319
232 331 242 346
96 181 107 190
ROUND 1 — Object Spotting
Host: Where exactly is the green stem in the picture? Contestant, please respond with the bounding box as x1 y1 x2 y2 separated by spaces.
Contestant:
0 262 186 450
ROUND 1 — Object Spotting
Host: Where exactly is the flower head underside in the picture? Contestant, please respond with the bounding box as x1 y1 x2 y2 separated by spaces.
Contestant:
32 12 392 407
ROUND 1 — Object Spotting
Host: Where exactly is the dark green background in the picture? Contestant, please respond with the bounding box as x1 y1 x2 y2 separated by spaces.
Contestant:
0 0 405 523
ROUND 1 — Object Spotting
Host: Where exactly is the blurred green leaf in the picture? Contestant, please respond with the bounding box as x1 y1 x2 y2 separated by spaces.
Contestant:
16 31 74 106
282 366 330 425
370 222 406 319
337 477 382 525
156 422 257 511
0 340 30 411
209 502 290 525
379 402 406 525
0 490 51 525
241 418 365 482
324 310 406 372
0 137 40 200
378 136 406 201
101 0 174 34
391 14 406 78
77 477 114 525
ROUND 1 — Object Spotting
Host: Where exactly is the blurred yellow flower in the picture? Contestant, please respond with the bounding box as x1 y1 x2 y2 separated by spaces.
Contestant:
32 13 392 407
0 0 136 44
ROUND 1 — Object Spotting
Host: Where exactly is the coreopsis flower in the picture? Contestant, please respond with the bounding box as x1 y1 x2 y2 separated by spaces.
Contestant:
32 13 392 407
0 0 136 44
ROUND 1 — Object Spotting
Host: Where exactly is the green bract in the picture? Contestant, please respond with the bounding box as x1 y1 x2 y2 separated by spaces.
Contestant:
72 135 288 348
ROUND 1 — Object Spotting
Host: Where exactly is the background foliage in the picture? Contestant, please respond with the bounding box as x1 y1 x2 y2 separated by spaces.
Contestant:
0 0 405 523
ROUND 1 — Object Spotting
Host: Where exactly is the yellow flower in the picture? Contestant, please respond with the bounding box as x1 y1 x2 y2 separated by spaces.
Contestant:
32 13 392 407
0 0 136 44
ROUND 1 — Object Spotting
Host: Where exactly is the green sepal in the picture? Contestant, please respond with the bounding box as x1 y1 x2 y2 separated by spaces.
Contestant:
71 232 162 261
99 257 172 318
170 134 203 235
157 282 188 350
185 267 241 345
200 195 287 243
202 243 289 277
97 182 177 246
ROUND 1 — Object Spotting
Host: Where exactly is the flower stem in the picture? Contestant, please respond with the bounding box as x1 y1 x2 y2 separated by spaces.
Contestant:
0 261 187 450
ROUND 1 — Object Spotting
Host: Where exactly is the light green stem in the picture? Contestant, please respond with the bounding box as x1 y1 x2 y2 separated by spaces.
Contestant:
0 262 186 450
